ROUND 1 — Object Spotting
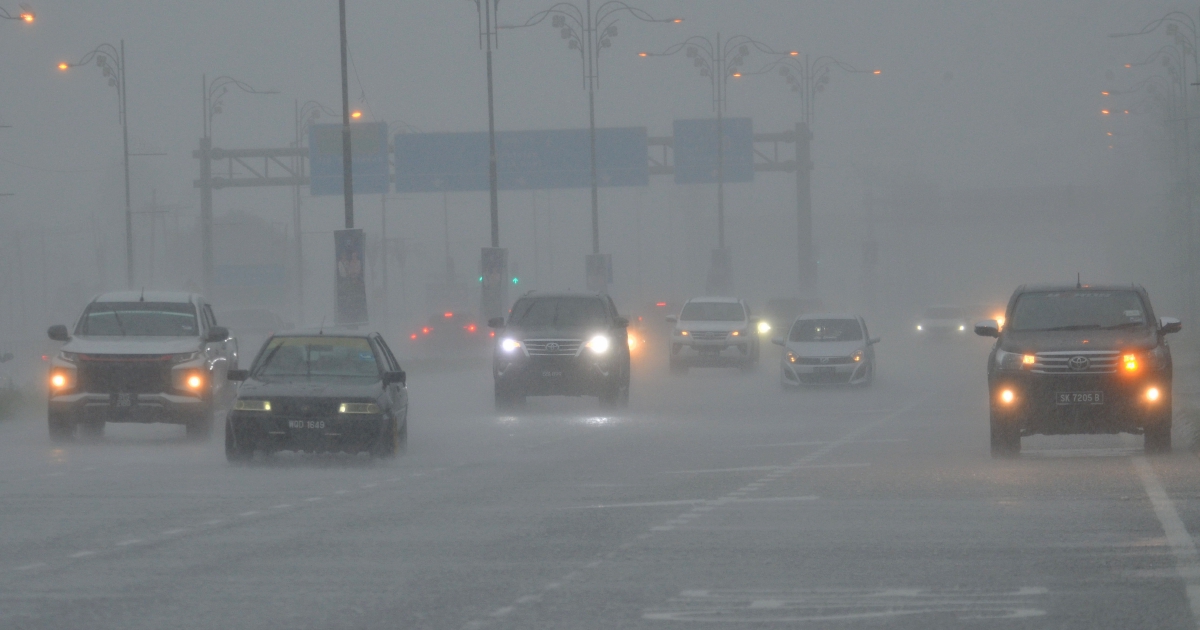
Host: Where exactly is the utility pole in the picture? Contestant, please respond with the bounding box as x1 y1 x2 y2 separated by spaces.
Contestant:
339 0 354 230
795 122 814 298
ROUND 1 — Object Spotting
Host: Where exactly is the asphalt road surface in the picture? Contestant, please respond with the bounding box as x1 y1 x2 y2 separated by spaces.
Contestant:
4 337 1200 629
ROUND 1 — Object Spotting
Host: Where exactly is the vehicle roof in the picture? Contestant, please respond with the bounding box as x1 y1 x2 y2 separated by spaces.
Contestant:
795 312 862 321
93 291 200 304
684 296 742 304
270 328 377 339
1016 283 1143 293
514 291 608 300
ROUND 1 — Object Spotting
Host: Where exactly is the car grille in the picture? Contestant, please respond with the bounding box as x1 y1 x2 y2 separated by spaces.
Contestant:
1032 351 1120 374
524 339 583 356
77 355 173 394
797 356 856 365
270 398 341 417
689 331 729 341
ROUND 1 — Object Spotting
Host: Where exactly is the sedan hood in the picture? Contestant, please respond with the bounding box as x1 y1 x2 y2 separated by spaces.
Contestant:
676 320 747 332
237 377 382 399
62 336 203 356
506 326 611 340
787 340 863 357
1000 329 1158 353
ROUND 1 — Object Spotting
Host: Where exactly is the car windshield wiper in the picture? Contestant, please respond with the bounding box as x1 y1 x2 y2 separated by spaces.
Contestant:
1102 321 1145 330
101 305 127 336
1042 324 1102 331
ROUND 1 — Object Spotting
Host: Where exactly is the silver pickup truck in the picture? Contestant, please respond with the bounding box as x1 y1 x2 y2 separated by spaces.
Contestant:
46 291 238 441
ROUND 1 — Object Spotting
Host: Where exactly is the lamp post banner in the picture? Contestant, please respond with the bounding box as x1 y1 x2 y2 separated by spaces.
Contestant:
334 229 368 324
310 122 389 196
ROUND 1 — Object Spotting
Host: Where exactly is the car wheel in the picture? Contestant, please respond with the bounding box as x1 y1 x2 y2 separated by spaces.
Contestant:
48 410 75 443
224 419 253 463
989 411 1020 458
185 410 213 441
79 418 105 441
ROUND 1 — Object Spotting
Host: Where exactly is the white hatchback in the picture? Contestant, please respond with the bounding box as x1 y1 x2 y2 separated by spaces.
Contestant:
773 314 879 388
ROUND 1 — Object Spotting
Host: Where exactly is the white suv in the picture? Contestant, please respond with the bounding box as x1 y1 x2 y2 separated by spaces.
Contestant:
666 297 761 374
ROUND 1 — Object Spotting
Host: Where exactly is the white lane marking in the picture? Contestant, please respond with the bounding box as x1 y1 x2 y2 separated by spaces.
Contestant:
568 499 711 510
69 551 96 558
238 511 259 517
515 594 542 604
1132 456 1200 626
16 562 46 571
667 465 785 474
731 495 819 504
490 606 514 617
202 519 225 526
161 528 189 536
116 539 142 546
304 497 323 502
791 462 871 470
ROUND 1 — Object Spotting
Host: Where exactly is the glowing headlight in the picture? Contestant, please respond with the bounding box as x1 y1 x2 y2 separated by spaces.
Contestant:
500 338 522 353
587 334 611 354
757 321 771 334
1147 387 1161 402
786 351 798 364
1000 389 1015 404
627 335 639 351
1123 353 1139 372
49 368 75 391
958 325 966 331
339 402 380 414
731 330 740 337
173 369 207 393
234 399 271 412
852 350 863 363
916 324 923 331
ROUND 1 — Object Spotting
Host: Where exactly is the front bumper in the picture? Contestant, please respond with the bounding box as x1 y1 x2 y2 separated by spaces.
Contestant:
671 339 754 365
782 359 869 385
228 411 387 453
49 391 208 424
494 355 617 396
989 372 1170 435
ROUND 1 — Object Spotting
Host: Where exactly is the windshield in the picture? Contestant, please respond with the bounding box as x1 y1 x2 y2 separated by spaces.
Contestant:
509 297 608 328
77 302 199 337
1009 290 1149 332
679 302 746 322
923 307 964 319
253 336 381 379
790 319 864 342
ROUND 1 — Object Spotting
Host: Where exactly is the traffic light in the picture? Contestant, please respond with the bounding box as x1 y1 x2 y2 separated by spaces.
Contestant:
512 276 519 285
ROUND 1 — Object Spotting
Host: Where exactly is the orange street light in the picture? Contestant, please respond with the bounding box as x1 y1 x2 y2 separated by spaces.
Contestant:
350 110 362 119
1101 91 1110 95
57 62 69 71
638 52 648 57
1125 63 1132 68
672 18 682 23
20 11 32 23
873 69 882 74
1101 109 1110 115
732 71 742 77
790 51 800 56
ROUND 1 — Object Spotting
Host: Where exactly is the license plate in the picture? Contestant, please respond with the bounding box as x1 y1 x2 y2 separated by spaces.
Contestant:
542 370 563 377
288 420 326 429
814 366 836 375
1056 391 1103 405
113 393 134 407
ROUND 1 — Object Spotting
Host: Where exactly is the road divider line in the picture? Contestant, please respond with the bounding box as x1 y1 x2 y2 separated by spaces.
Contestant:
666 465 785 474
15 562 46 571
1133 456 1200 627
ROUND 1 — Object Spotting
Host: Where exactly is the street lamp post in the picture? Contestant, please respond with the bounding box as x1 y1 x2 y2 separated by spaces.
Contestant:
60 41 134 288
747 51 878 299
200 74 276 294
504 1 677 265
0 4 33 23
642 34 775 295
471 0 509 318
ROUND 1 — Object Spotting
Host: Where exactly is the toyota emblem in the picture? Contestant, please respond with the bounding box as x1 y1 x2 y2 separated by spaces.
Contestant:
1068 356 1090 371
546 342 560 352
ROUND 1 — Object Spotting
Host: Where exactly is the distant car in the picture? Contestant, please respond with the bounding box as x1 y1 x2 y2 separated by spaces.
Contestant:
666 297 761 374
773 314 879 388
489 292 631 410
977 284 1179 457
218 308 291 359
45 291 237 441
409 311 486 353
916 305 969 337
224 330 408 460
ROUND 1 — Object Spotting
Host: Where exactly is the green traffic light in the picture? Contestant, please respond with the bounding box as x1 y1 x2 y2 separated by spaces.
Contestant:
478 276 484 283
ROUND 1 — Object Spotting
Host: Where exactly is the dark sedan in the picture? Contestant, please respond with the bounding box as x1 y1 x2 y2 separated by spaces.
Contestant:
224 331 408 461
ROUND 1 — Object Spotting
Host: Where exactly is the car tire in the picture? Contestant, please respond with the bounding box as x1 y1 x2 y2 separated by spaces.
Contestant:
224 419 253 463
79 418 105 441
48 410 75 443
185 410 213 441
989 412 1020 458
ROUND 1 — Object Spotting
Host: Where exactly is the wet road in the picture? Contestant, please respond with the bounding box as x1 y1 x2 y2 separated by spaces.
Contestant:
3 338 1200 629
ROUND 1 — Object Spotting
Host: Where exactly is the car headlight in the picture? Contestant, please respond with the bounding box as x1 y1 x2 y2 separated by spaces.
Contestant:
785 351 798 364
852 350 864 363
173 368 207 393
757 321 771 334
57 351 80 363
234 399 271 412
677 329 689 337
958 325 966 331
339 402 380 414
171 351 201 364
916 324 923 331
49 367 76 391
500 338 522 353
587 334 611 354
995 349 1034 371
731 330 741 337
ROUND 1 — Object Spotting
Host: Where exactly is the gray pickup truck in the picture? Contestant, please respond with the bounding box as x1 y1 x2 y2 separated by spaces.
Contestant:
46 291 238 441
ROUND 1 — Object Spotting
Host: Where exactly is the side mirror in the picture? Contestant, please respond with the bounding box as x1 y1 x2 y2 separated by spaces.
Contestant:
771 337 785 347
384 370 407 386
1160 317 1183 335
226 369 249 382
48 325 70 342
614 316 629 328
974 320 1000 338
665 315 678 324
487 317 505 329
207 326 230 343
868 337 881 345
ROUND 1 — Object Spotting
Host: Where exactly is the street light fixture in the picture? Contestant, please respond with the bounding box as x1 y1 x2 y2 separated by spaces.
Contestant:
0 4 34 23
642 33 778 295
503 2 679 270
60 41 135 288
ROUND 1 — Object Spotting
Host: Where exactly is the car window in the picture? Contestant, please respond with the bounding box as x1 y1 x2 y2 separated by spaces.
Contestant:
790 319 864 342
254 336 381 379
679 302 746 321
1009 290 1149 332
375 336 400 372
509 297 609 328
77 302 200 337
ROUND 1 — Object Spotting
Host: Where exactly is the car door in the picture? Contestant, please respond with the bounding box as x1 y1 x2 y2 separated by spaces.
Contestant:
374 335 407 419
